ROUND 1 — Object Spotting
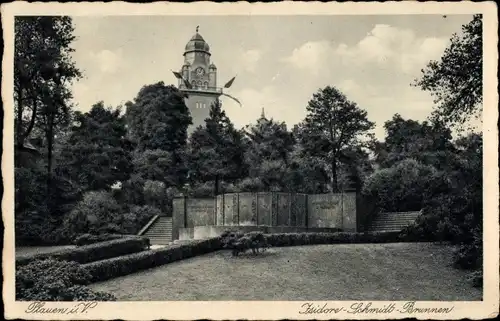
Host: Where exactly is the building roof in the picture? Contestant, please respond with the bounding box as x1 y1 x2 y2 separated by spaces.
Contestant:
184 30 210 54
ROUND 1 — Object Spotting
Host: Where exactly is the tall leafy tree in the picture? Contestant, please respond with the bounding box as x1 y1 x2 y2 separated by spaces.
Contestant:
57 102 134 193
377 114 454 169
296 86 374 192
242 112 295 191
126 82 192 152
337 145 374 191
285 147 330 194
126 82 192 190
188 100 246 195
14 16 82 172
413 14 482 126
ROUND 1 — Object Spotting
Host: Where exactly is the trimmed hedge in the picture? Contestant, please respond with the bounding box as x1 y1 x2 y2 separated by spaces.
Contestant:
16 237 150 267
83 238 222 282
263 231 420 247
73 233 129 246
16 259 116 301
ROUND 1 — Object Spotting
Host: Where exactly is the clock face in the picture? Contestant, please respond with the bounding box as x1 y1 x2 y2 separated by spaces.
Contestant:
195 67 205 77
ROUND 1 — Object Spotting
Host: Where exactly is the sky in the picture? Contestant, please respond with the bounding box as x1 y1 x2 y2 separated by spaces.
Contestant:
70 14 476 139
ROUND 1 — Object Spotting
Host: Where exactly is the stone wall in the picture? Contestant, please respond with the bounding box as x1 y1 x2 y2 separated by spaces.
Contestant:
185 198 216 227
214 192 308 227
172 191 358 240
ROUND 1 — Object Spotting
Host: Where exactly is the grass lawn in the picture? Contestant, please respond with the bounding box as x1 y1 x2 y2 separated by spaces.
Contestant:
15 245 76 258
89 242 481 301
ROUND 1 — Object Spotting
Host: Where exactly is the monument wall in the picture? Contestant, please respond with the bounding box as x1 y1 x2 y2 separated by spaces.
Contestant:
307 194 343 228
172 191 358 240
185 198 216 227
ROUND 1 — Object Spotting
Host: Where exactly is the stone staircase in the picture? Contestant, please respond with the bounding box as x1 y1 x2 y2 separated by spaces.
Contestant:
139 216 173 245
368 211 421 232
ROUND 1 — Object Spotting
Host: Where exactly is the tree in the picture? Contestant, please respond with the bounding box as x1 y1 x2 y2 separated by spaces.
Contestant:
188 100 246 195
284 147 330 194
126 82 191 191
242 113 295 191
413 15 482 126
57 102 134 193
337 145 374 191
376 114 454 169
14 16 82 171
126 82 192 152
132 149 187 188
296 86 375 192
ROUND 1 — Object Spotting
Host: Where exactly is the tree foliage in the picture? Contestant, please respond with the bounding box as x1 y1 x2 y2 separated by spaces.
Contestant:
413 14 482 126
363 158 439 212
125 82 191 193
57 102 134 192
241 114 295 191
14 16 82 180
188 100 246 195
375 114 454 169
295 86 374 192
14 16 81 148
125 82 192 152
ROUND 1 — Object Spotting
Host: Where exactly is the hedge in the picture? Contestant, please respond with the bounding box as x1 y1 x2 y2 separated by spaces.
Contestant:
260 231 425 247
73 233 130 246
16 259 116 301
16 237 150 267
83 238 222 282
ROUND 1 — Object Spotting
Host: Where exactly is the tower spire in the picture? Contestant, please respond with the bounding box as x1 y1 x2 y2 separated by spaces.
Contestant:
261 107 266 119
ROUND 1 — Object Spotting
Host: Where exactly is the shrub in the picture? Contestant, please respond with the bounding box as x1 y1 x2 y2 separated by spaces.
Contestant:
83 238 222 282
16 259 115 301
16 237 150 267
73 233 127 246
221 230 269 256
362 158 438 212
63 190 124 236
123 205 163 234
452 229 482 270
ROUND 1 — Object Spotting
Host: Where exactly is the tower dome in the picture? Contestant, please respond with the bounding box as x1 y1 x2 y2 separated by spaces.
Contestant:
184 27 210 55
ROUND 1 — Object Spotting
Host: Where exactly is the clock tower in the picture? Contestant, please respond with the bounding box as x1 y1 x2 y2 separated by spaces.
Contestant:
178 27 222 134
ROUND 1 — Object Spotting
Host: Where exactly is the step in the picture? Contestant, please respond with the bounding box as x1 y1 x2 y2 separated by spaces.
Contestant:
371 220 415 224
372 218 418 222
372 219 416 223
376 214 420 219
370 224 413 228
372 218 416 222
376 214 419 218
145 233 172 236
371 222 413 226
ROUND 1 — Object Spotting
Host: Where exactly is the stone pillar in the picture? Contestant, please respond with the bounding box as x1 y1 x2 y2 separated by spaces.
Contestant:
341 190 357 232
172 195 186 240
